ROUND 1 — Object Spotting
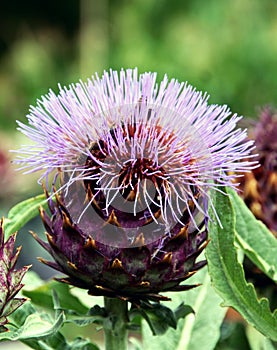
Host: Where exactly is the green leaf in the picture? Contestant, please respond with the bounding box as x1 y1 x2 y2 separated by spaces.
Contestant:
70 287 104 309
246 324 277 350
205 187 277 341
22 330 69 350
130 301 193 336
129 337 143 350
70 337 100 350
174 303 194 322
23 275 88 314
142 267 227 350
0 295 101 350
227 187 277 282
0 302 65 341
65 304 107 327
136 302 178 335
4 194 48 238
215 322 251 350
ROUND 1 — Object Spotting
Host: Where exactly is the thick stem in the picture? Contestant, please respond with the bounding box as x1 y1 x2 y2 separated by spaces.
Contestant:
103 297 129 350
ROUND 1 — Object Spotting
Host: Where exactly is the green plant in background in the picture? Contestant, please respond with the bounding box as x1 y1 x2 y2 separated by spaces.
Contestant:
0 69 276 350
1 0 277 131
0 1 277 349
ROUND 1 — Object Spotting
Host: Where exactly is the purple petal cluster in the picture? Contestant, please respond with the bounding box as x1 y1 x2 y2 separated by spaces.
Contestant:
15 69 257 229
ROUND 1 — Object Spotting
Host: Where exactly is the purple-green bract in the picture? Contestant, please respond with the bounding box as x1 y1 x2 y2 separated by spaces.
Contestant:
15 69 257 301
0 220 30 330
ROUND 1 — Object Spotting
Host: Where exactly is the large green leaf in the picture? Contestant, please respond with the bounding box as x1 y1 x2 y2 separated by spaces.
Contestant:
205 187 277 341
142 267 227 350
227 187 277 282
0 301 64 341
0 291 100 350
23 272 89 314
4 194 48 238
246 324 277 350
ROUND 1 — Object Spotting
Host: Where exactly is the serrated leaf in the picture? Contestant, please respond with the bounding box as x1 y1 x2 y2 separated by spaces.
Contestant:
0 295 94 349
0 300 87 350
205 187 277 341
227 187 277 282
0 302 65 341
142 267 227 350
8 300 37 327
4 194 48 238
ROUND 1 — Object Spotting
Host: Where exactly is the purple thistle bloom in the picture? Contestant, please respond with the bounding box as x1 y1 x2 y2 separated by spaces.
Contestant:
14 69 257 301
15 69 256 230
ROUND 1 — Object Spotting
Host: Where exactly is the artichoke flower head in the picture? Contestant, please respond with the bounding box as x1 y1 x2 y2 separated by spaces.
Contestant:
15 69 257 303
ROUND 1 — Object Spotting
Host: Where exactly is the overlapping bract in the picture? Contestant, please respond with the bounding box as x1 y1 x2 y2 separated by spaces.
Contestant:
33 194 207 303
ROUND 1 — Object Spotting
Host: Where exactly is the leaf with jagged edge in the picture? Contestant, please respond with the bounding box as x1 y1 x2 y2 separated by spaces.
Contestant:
0 299 65 341
205 187 277 341
227 187 277 282
0 292 100 349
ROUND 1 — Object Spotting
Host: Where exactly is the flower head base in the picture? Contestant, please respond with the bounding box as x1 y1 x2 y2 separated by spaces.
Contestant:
32 192 208 302
15 69 257 301
0 220 30 331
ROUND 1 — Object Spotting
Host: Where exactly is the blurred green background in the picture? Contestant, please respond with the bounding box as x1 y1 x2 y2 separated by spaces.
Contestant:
0 1 276 347
1 0 277 274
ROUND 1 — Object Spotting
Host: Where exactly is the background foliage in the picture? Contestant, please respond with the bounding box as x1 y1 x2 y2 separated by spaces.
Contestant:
0 1 277 349
1 0 276 287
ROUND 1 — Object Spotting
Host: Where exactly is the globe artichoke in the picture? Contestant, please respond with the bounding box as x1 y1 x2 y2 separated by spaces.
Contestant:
15 69 257 303
237 108 277 236
235 108 277 289
0 219 30 330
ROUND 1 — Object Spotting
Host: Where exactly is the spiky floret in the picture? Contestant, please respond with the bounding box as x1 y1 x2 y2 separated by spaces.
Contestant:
15 69 257 231
0 219 30 330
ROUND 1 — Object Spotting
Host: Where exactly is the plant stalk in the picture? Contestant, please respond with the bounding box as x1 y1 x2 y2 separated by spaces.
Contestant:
103 297 129 350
